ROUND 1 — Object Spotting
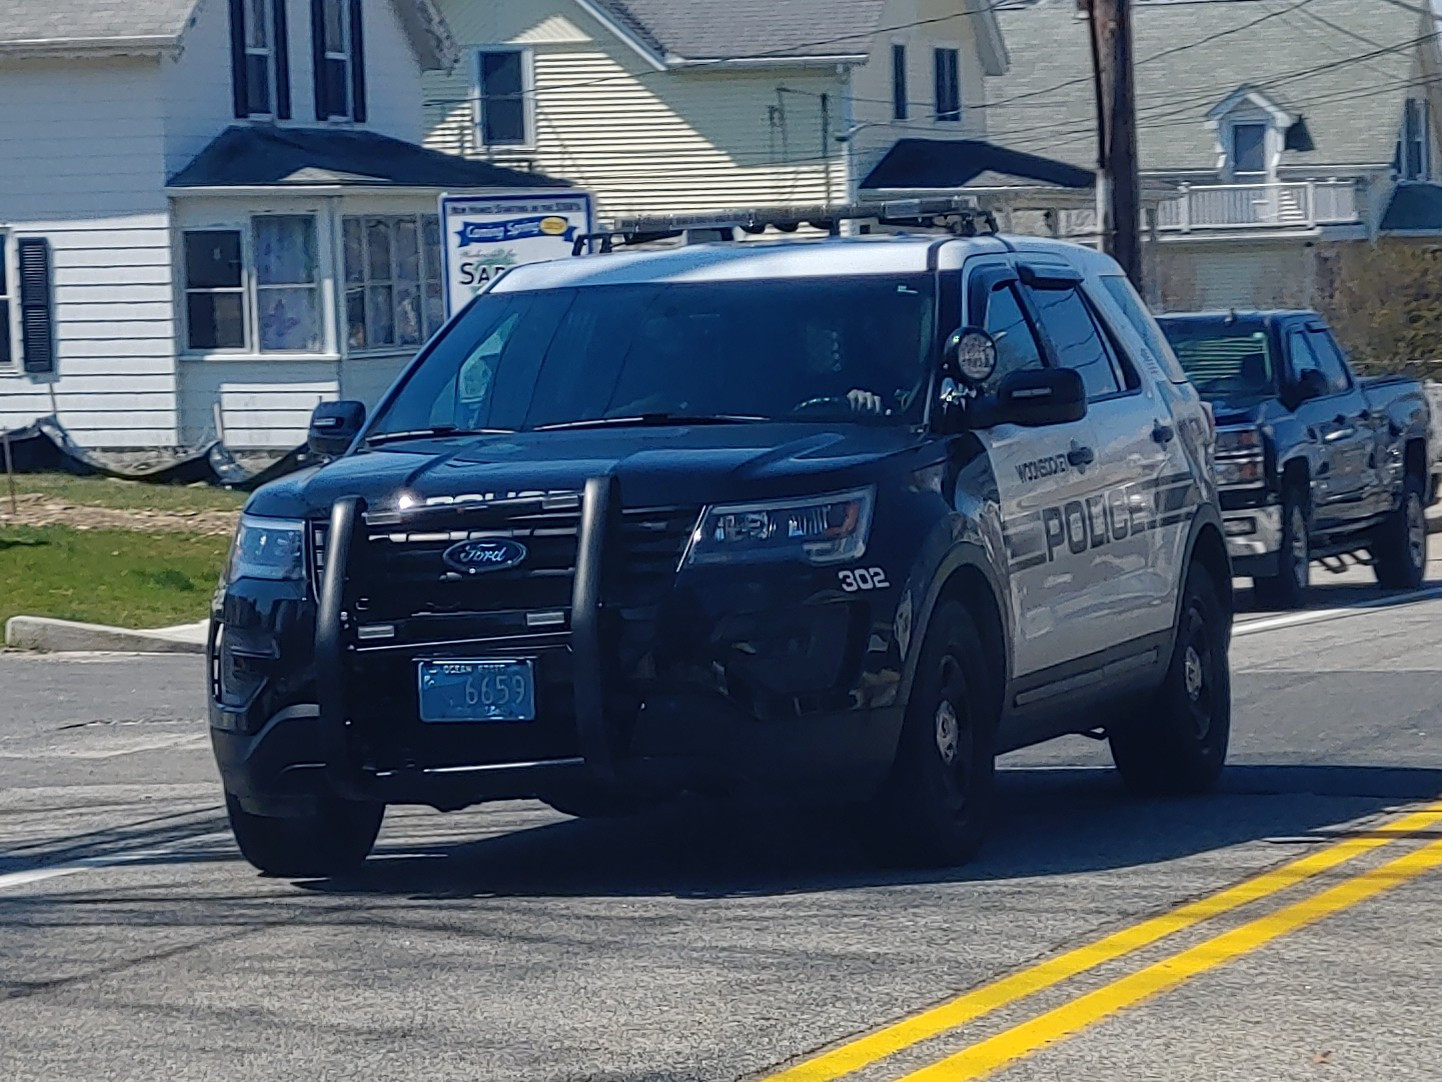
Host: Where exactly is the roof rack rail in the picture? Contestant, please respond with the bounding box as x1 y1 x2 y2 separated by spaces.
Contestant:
570 199 998 256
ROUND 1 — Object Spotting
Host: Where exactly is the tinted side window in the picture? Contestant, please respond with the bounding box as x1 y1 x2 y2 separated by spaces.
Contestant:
1306 329 1352 394
1025 284 1124 398
1286 328 1323 383
981 283 1045 394
1098 275 1189 383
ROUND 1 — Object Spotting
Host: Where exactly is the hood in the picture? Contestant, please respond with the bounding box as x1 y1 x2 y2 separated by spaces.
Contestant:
246 422 926 519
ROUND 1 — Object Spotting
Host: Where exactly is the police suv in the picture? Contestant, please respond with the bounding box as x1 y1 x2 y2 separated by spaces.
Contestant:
211 203 1232 876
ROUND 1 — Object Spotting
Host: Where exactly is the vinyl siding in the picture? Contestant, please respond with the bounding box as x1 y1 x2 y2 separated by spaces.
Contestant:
424 4 845 221
0 57 179 447
1158 240 1317 312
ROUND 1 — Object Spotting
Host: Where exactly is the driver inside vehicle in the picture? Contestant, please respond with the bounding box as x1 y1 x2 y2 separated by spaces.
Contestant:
792 295 921 416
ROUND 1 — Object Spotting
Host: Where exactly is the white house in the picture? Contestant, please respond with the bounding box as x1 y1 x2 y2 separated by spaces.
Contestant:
421 1 1079 223
0 0 569 450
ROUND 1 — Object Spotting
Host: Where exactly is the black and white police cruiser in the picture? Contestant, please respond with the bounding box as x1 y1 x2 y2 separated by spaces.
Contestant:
211 201 1232 876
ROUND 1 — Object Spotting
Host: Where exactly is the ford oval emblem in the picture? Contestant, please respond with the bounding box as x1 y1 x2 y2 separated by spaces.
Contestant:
441 537 528 576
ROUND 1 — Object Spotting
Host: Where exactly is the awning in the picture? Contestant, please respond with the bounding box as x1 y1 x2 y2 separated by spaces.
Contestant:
860 138 1095 193
168 125 568 190
1380 183 1442 234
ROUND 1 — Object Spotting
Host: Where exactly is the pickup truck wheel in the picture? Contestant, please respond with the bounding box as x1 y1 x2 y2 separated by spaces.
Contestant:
1110 564 1231 796
1371 475 1428 591
1253 494 1309 609
225 793 383 878
871 602 997 867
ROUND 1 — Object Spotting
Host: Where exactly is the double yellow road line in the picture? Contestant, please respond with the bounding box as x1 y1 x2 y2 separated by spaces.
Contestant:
763 800 1442 1082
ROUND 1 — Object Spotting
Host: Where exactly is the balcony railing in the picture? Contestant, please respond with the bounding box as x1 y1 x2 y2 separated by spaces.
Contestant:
1157 180 1359 232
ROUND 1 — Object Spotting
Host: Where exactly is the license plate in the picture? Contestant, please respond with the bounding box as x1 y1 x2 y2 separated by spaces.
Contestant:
417 659 535 722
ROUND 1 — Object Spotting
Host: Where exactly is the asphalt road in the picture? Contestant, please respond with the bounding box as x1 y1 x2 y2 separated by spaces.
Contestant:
3 563 1442 1082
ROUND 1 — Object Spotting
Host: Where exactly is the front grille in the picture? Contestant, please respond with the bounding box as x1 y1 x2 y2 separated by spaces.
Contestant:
312 495 700 770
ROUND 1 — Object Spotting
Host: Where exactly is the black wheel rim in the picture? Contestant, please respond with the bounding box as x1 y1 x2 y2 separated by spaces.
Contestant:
932 655 976 816
1178 604 1216 741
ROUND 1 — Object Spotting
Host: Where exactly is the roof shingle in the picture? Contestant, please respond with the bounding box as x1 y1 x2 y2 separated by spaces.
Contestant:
588 0 885 60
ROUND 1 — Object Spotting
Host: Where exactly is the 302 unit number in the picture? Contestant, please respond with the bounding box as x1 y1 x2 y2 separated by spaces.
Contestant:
838 567 890 592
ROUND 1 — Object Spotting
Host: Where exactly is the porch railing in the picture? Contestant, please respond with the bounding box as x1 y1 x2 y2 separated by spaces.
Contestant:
1156 180 1359 232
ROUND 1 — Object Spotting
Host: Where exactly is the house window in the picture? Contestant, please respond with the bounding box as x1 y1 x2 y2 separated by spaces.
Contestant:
934 48 960 123
892 44 908 122
314 0 365 121
243 0 275 115
477 48 532 147
0 234 10 369
182 216 322 354
1403 98 1430 180
1230 122 1268 179
343 214 445 351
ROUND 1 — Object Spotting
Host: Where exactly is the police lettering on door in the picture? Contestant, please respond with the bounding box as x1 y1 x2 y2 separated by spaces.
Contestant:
1004 473 1197 572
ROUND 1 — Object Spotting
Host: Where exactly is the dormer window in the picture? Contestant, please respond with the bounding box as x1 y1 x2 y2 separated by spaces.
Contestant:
312 0 366 122
229 0 291 120
1208 86 1295 184
1400 98 1431 181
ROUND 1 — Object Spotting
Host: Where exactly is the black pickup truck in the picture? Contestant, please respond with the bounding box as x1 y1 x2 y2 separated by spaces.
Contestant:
1157 310 1431 608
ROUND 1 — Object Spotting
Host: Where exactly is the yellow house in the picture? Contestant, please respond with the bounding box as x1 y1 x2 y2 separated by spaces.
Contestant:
423 1 1012 223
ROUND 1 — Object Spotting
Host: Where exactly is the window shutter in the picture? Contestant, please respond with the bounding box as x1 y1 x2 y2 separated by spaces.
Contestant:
349 0 366 122
228 0 249 119
17 238 55 375
273 0 292 120
311 0 328 120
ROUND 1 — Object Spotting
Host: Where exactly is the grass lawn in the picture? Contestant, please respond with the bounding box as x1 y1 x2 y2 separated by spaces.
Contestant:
0 525 229 629
7 472 247 513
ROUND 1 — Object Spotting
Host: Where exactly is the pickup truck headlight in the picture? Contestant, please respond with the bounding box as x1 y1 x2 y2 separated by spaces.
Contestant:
1213 426 1266 488
684 487 874 567
226 515 306 583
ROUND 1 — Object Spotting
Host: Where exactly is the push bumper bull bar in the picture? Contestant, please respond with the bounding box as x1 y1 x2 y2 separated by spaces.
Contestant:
313 480 619 801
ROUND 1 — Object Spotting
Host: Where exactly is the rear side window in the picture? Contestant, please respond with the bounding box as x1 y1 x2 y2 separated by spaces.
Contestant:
1024 284 1125 399
1099 275 1189 384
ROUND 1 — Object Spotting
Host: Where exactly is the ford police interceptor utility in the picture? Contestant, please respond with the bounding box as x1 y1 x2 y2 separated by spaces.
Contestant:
209 202 1232 876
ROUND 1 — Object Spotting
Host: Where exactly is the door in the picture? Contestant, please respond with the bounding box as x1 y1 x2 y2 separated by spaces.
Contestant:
1286 325 1369 528
1306 325 1383 521
1020 270 1179 651
963 259 1107 679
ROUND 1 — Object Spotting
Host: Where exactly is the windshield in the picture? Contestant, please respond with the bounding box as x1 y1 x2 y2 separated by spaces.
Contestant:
367 276 937 436
1161 323 1276 402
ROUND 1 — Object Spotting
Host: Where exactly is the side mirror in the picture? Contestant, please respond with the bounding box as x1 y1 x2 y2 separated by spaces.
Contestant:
1291 369 1329 405
996 368 1088 428
308 400 366 457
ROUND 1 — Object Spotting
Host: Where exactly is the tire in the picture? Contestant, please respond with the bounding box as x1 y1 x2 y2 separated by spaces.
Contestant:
1252 489 1310 610
226 792 383 878
1110 564 1231 796
870 601 998 867
1372 474 1428 591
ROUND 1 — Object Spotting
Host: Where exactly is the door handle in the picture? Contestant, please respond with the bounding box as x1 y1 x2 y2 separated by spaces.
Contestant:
1067 444 1095 468
1152 421 1175 445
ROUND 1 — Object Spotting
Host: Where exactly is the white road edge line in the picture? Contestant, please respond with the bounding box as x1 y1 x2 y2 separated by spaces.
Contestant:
0 831 233 893
1235 585 1442 638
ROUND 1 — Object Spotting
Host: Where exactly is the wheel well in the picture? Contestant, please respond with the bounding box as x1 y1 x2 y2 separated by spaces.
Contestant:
1190 522 1233 621
1281 459 1309 501
1405 438 1427 485
935 566 1007 716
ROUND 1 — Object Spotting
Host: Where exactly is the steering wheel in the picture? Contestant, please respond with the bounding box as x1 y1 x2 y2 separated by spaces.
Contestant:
791 395 854 416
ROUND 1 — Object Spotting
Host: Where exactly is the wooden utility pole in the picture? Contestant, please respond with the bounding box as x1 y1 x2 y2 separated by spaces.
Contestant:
1086 0 1143 290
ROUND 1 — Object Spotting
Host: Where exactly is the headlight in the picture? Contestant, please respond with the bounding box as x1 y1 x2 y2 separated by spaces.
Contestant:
227 515 306 583
1215 458 1264 486
1215 427 1263 456
684 487 874 567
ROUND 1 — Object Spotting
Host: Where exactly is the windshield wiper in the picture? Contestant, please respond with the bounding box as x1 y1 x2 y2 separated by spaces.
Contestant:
366 425 515 446
534 413 768 432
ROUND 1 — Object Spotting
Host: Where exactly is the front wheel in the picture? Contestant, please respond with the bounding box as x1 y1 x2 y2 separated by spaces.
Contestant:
1371 475 1428 591
870 602 998 867
1110 564 1231 796
1253 492 1310 609
226 793 383 878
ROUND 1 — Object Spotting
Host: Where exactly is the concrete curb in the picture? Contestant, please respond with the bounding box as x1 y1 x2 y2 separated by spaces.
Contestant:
4 616 207 655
